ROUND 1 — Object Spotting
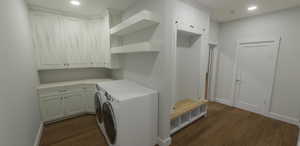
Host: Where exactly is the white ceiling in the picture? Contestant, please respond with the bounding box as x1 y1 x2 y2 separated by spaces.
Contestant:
25 0 137 17
197 0 300 22
26 0 300 22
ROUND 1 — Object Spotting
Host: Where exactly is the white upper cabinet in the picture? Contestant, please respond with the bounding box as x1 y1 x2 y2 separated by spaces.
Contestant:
30 11 108 70
87 20 106 67
30 12 67 69
63 17 91 68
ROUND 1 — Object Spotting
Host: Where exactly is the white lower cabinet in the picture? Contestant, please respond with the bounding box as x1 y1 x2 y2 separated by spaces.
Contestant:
63 92 85 116
83 88 96 113
40 95 64 122
39 86 96 122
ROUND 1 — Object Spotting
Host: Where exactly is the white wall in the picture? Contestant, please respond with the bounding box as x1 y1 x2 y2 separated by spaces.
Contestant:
216 7 300 123
173 0 210 104
208 20 220 99
0 0 41 146
112 0 210 144
112 0 174 143
209 20 220 43
39 68 111 83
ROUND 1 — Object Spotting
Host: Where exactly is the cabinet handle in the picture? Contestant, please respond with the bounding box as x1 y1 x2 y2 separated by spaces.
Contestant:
59 89 67 92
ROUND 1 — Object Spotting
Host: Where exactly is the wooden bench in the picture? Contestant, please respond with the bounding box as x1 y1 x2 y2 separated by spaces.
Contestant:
170 98 208 134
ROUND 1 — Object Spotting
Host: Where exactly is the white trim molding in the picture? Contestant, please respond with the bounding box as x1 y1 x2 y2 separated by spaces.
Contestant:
297 131 300 146
268 112 299 126
231 37 281 116
215 97 233 106
34 122 44 146
158 137 172 146
215 97 300 127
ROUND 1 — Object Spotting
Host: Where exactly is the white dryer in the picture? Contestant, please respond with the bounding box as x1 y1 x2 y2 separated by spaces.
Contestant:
95 80 158 146
94 89 105 129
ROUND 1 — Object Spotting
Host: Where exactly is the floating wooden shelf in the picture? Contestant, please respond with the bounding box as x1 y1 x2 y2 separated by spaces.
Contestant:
110 10 159 36
111 42 159 54
171 98 208 120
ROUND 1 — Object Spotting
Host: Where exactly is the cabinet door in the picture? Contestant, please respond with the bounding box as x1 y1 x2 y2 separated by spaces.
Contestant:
30 12 67 70
84 89 96 113
86 20 105 67
63 17 91 68
40 95 64 122
63 93 84 116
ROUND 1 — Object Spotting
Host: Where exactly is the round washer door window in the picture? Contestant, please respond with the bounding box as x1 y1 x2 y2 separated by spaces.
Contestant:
103 102 117 144
94 93 103 123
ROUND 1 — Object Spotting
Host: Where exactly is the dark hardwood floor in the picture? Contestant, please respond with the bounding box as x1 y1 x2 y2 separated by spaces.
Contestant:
171 102 299 146
40 115 107 146
40 102 299 146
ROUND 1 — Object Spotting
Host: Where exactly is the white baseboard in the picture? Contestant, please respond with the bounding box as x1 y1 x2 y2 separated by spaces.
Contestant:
215 97 233 106
34 122 44 146
268 112 299 126
158 137 172 146
215 97 300 127
297 131 300 146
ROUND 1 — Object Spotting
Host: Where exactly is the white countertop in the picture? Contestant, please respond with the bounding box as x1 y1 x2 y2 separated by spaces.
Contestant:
37 78 113 90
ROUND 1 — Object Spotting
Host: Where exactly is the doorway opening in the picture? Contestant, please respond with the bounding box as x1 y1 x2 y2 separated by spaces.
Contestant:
205 42 218 101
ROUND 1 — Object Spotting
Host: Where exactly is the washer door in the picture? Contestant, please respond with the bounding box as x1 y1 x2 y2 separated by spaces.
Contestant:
94 92 103 123
103 102 117 144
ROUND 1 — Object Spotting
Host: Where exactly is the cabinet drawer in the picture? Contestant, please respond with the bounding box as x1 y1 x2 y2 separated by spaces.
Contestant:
38 88 70 97
38 86 82 98
81 85 97 90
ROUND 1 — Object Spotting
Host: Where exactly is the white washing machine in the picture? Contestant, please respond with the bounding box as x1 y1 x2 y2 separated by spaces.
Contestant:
94 89 105 130
95 80 158 146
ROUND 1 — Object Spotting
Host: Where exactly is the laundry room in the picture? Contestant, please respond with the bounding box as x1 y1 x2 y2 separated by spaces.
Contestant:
0 0 300 146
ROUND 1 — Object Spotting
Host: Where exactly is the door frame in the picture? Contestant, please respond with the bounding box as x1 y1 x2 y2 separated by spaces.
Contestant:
231 37 281 116
206 42 219 101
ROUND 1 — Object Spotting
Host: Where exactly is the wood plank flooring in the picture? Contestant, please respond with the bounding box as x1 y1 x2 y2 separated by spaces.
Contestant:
40 115 107 146
40 102 299 146
171 102 299 146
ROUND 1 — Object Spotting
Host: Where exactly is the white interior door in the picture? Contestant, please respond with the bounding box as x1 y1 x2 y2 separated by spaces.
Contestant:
233 38 279 115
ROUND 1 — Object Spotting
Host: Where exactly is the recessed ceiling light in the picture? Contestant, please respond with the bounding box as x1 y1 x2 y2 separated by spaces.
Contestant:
70 0 80 6
248 5 258 11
